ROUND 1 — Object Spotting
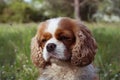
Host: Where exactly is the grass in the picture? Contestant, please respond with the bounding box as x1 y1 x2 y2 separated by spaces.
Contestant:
86 22 120 80
0 22 120 80
0 23 38 80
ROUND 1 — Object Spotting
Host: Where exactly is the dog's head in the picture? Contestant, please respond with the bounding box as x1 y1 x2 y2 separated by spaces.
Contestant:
31 17 97 68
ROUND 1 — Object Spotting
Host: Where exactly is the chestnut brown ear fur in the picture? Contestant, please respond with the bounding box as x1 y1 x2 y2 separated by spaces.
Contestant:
71 21 97 67
31 36 48 68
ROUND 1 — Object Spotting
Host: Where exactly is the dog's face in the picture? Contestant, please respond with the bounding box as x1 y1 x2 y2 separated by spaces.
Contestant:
38 18 75 61
31 17 97 68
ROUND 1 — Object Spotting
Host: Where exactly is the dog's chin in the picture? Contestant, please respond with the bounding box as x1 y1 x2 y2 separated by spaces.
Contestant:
49 55 69 62
47 53 71 66
48 52 71 61
49 58 71 66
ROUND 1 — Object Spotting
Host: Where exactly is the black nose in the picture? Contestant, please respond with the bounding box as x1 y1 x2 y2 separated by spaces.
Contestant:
46 43 56 52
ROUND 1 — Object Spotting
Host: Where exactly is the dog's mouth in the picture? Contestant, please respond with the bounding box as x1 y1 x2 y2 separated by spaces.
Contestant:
49 52 57 57
44 52 72 66
49 57 71 66
48 52 64 60
48 52 71 61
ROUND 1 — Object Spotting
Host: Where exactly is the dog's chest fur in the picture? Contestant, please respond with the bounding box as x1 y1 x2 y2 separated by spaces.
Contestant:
38 62 95 80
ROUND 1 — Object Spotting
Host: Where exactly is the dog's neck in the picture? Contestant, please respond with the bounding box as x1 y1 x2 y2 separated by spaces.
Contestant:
38 59 96 80
49 58 75 67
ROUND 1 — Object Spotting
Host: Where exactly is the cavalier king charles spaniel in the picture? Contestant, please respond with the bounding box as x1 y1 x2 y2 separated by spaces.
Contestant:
31 17 98 80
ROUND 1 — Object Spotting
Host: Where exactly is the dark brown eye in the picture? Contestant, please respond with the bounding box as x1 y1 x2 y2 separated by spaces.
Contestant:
59 36 71 41
41 39 47 43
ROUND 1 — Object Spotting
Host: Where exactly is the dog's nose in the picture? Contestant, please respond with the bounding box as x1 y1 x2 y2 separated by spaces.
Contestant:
46 43 56 52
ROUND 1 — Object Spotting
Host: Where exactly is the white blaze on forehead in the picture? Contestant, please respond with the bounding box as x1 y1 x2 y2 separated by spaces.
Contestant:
46 18 62 35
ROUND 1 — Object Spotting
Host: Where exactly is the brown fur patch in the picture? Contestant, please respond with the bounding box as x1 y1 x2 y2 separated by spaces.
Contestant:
40 32 52 48
37 22 47 37
56 18 76 49
37 22 52 49
71 22 97 67
31 22 52 68
55 28 75 49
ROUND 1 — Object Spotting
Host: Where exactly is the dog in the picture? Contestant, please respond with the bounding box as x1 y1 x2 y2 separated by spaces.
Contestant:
31 17 98 80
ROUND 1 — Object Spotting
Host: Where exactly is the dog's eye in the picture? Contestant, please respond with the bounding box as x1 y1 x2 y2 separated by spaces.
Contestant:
59 36 71 41
41 39 47 43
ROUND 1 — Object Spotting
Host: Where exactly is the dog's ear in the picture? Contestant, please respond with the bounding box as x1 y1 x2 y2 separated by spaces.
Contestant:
71 21 97 67
31 36 47 68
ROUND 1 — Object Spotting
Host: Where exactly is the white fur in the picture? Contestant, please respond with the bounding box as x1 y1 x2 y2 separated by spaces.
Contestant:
38 64 97 80
46 18 62 35
43 38 66 61
43 47 50 61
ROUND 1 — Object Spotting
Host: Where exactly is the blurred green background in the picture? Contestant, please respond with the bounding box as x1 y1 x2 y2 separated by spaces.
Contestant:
0 0 120 80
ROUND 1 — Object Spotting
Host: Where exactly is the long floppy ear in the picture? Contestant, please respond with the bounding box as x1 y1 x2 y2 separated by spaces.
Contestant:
71 21 97 67
31 36 48 68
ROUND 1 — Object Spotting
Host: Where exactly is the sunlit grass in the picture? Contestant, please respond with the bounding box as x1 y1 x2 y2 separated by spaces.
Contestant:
0 23 38 80
86 22 120 80
0 23 120 80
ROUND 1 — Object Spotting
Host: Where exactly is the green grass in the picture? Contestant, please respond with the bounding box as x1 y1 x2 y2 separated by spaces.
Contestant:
0 23 120 80
86 23 120 80
0 23 38 80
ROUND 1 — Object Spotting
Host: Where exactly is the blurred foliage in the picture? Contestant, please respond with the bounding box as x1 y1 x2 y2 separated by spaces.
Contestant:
94 0 120 22
0 0 48 23
42 0 74 17
41 0 98 21
0 0 6 14
0 0 119 22
99 0 120 16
